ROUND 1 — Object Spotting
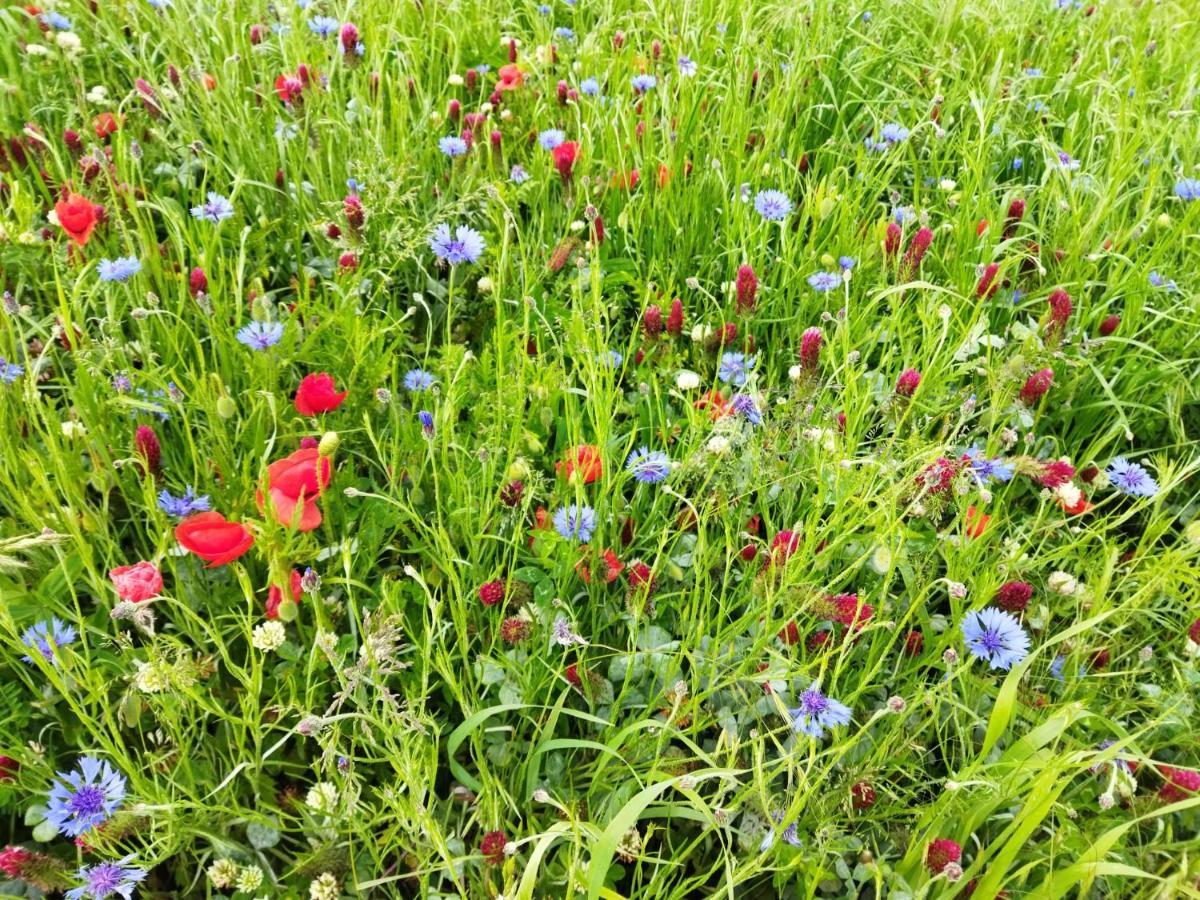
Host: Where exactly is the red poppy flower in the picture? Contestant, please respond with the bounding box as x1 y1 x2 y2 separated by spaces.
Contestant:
556 444 602 484
257 447 332 532
175 512 254 567
93 112 120 139
108 560 163 603
577 548 624 584
965 505 991 538
496 63 523 92
694 389 731 421
275 73 304 103
54 193 98 247
294 372 348 416
266 569 303 619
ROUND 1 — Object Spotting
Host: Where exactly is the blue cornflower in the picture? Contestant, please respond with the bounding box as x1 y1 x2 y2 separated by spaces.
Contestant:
717 352 755 386
111 374 132 393
807 271 842 292
880 122 909 143
66 856 147 900
626 447 670 483
631 74 657 93
961 607 1030 671
753 189 792 221
46 757 126 838
1049 654 1067 681
236 320 284 350
190 192 234 224
838 256 856 270
580 77 600 96
403 368 436 392
43 11 72 28
677 55 697 77
789 686 852 739
438 136 468 158
1056 150 1081 170
21 618 76 666
964 447 1014 483
1107 457 1158 498
1148 271 1178 292
98 257 141 283
598 350 623 368
157 486 211 518
553 504 596 543
417 410 434 434
730 393 762 425
429 224 485 265
510 164 530 184
1174 179 1200 201
307 15 339 37
537 3 551 12
1012 157 1024 171
554 26 575 41
861 11 873 21
0 358 23 384
1024 67 1043 77
759 809 803 851
538 128 566 150
892 205 916 225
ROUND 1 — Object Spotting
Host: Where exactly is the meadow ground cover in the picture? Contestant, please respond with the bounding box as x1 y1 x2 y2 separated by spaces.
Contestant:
0 0 1199 896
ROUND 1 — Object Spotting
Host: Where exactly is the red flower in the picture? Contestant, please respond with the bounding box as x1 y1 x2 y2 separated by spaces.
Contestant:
93 112 120 139
799 327 822 371
479 579 506 606
266 569 303 619
552 141 579 182
257 448 333 532
666 298 684 336
695 389 732 421
976 262 1000 299
1099 314 1120 336
965 505 991 538
642 304 663 337
1004 198 1026 239
829 593 873 630
175 512 254 567
496 63 523 92
735 264 757 314
901 226 934 276
557 444 602 484
294 372 348 416
134 425 161 476
1019 368 1053 405
275 73 304 103
1046 288 1072 334
904 630 924 656
54 193 97 246
768 530 800 566
1159 766 1200 803
480 830 508 865
925 838 962 874
850 780 876 810
577 548 623 585
895 368 921 397
995 581 1032 613
884 221 903 257
189 267 208 297
109 561 163 603
0 755 19 781
500 616 531 644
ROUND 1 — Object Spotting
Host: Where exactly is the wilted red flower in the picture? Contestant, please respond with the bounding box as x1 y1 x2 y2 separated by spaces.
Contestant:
500 480 524 507
1188 617 1200 645
109 561 163 603
258 447 333 532
500 616 531 644
294 372 348 416
0 756 18 781
557 444 602 484
578 548 624 584
266 569 303 619
850 780 876 810
175 512 254 567
93 112 120 139
735 264 757 314
904 630 924 656
1019 368 1054 405
1099 314 1120 336
925 838 961 873
54 193 98 246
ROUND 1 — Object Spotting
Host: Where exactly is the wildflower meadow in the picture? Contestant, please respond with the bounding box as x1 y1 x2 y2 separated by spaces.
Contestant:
2 0 1200 897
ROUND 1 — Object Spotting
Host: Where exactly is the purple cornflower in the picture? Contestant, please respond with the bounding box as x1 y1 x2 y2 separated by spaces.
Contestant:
510 164 530 184
730 393 762 425
189 192 234 224
580 78 600 96
961 607 1030 671
626 447 670 483
418 410 434 435
718 352 755 386
429 224 485 264
631 74 657 93
552 615 588 647
66 856 147 900
553 504 596 543
880 122 909 143
759 809 802 851
807 271 842 292
21 618 77 666
789 686 852 739
538 128 566 150
157 486 211 518
46 757 126 838
1056 150 1081 170
1148 271 1178 291
963 447 1013 483
236 320 284 350
438 136 468 158
111 374 132 393
97 257 141 283
403 368 436 392
677 55 697 77
1174 179 1200 201
1106 457 1158 498
753 189 792 221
